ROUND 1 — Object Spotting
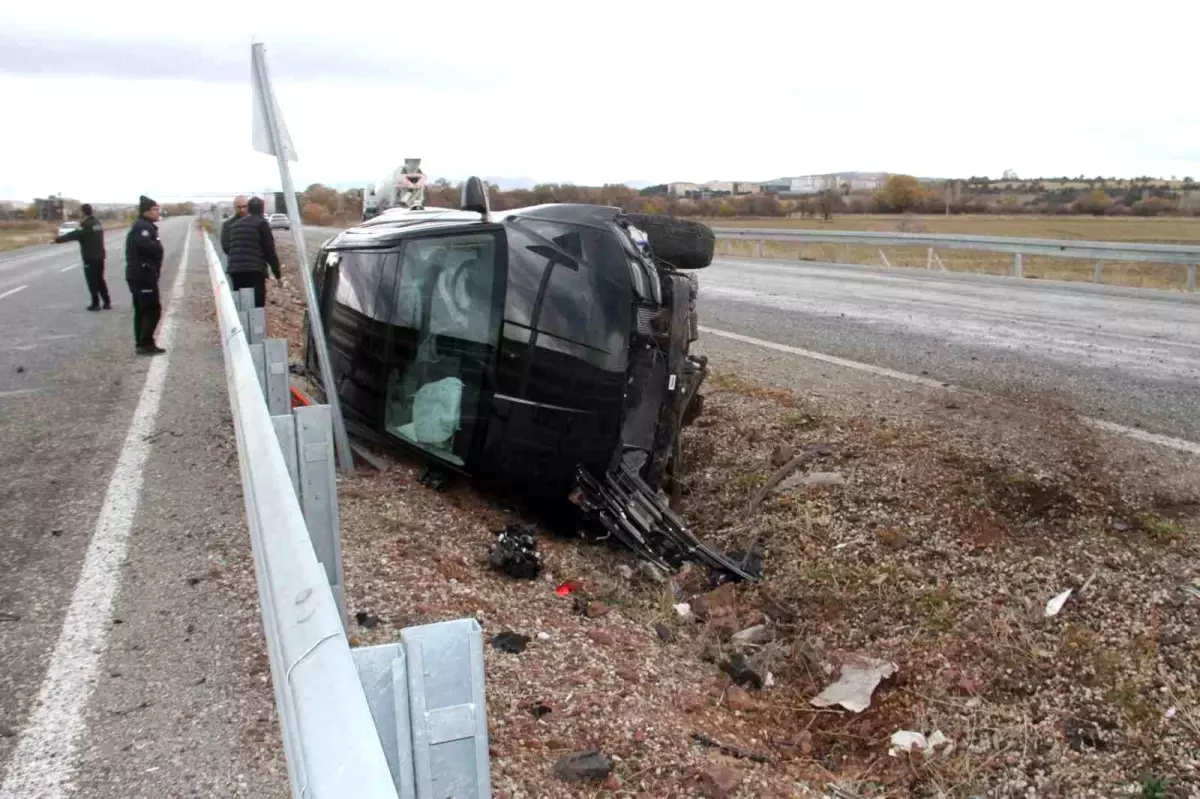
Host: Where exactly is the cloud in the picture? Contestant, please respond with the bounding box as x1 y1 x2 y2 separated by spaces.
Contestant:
0 30 512 90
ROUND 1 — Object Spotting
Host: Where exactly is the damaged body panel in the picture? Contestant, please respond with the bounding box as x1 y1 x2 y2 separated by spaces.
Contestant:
305 201 753 581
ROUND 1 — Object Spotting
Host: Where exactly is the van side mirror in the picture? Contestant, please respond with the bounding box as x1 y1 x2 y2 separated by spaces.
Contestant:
461 176 491 221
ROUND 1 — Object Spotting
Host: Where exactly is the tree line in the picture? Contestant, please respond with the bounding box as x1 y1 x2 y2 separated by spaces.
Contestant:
295 174 1200 223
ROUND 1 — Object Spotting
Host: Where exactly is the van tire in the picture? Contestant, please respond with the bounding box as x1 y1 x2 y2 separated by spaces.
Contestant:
625 213 715 270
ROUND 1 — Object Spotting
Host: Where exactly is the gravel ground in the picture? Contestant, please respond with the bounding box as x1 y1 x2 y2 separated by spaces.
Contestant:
270 232 1200 798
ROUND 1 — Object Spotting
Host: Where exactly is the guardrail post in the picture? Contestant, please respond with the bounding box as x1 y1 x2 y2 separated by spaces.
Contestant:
1013 253 1023 278
238 310 250 343
1093 263 1103 284
249 342 267 397
295 403 345 626
249 307 266 345
926 248 934 270
756 239 763 259
264 338 290 416
271 414 301 497
237 287 255 314
1189 265 1196 292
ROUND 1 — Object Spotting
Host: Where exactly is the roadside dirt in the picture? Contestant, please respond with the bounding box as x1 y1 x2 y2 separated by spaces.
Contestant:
269 235 1200 798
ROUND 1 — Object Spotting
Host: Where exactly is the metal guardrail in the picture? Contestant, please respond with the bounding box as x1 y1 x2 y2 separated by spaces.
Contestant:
204 231 400 798
713 227 1200 290
203 229 493 798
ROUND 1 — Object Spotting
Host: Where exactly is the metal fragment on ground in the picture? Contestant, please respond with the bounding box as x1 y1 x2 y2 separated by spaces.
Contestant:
810 655 897 713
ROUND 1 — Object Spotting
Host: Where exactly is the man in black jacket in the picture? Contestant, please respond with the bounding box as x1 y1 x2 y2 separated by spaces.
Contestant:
219 195 247 257
226 196 282 308
55 203 111 311
125 195 165 356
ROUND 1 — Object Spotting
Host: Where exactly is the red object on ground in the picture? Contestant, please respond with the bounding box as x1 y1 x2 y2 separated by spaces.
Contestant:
555 581 581 597
290 385 312 409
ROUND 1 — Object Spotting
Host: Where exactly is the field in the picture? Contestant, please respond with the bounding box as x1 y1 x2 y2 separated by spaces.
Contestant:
0 221 57 252
708 215 1200 291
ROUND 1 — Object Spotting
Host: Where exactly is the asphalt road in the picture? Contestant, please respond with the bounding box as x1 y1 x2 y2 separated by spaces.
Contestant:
699 256 1200 443
0 221 285 796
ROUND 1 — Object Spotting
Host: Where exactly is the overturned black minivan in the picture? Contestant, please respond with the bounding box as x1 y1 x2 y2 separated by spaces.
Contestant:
304 180 753 580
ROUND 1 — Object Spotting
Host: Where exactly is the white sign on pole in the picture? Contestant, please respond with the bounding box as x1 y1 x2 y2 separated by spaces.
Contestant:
250 42 354 475
251 51 298 162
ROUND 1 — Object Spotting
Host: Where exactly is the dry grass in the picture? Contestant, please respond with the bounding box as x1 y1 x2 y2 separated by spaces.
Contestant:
0 221 57 252
708 215 1200 291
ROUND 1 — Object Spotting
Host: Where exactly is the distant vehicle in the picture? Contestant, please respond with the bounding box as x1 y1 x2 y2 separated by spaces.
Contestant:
363 158 426 220
56 220 80 238
305 178 752 580
268 213 290 230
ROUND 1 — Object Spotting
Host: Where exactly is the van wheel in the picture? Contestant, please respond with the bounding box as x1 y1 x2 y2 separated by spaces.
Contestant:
625 213 715 270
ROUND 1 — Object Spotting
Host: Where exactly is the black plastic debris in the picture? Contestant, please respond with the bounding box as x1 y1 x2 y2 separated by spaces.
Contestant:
488 524 542 580
490 631 530 654
418 464 449 492
355 611 380 630
530 700 553 719
722 653 765 690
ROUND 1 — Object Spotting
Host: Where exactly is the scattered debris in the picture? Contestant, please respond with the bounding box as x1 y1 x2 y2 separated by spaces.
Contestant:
490 631 530 655
529 700 553 719
674 602 693 620
654 622 675 643
722 653 765 690
730 625 771 647
888 729 953 757
0 724 14 738
749 443 833 510
0 612 20 623
536 631 551 642
355 611 380 630
691 583 737 620
554 750 612 782
15 366 24 374
691 732 771 764
1045 588 1073 618
555 580 581 597
811 655 897 713
487 525 542 580
417 464 448 491
186 576 204 587
724 685 753 711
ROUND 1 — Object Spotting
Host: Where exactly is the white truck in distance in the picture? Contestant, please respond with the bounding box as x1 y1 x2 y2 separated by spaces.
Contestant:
362 158 427 220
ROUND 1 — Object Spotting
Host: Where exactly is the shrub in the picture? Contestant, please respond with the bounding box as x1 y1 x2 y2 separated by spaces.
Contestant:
301 202 333 226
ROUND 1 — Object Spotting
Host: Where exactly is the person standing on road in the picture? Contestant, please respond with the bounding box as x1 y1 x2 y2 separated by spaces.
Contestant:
54 203 111 311
220 195 247 255
125 195 165 356
226 196 282 308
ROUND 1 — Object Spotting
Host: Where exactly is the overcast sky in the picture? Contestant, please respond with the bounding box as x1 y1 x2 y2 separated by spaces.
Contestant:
1 1 1197 203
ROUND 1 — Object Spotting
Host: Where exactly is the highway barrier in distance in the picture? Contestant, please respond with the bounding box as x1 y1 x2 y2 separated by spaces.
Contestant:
713 227 1200 291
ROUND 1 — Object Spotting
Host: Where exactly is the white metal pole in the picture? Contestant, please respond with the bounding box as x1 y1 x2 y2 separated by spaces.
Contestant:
251 43 354 474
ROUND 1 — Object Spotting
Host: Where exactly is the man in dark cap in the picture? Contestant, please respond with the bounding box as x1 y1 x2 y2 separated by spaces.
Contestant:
125 195 165 356
55 203 111 311
226 196 282 308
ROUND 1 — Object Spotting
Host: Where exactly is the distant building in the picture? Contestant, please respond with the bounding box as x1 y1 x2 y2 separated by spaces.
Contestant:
667 180 761 198
763 172 888 195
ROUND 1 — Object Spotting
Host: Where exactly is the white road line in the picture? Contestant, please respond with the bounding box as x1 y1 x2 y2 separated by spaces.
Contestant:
58 264 78 272
0 226 193 799
0 285 28 301
701 325 1200 457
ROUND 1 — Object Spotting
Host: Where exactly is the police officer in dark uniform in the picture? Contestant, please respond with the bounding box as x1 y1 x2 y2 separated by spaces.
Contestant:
55 203 111 311
125 195 165 356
